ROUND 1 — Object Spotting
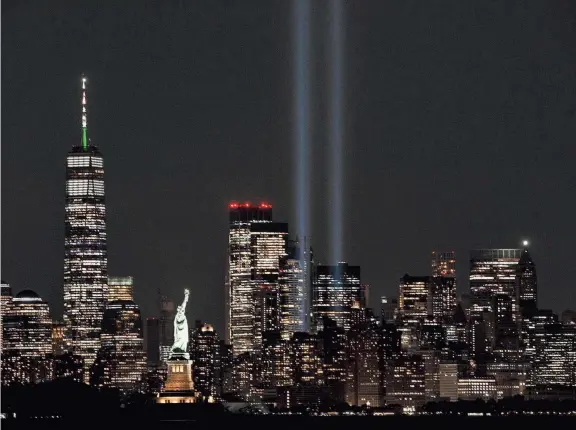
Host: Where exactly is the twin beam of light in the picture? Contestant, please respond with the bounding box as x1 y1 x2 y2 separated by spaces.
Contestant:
328 0 344 265
293 0 311 331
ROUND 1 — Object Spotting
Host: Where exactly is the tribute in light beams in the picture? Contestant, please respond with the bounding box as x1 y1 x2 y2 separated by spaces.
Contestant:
329 0 344 265
293 0 311 330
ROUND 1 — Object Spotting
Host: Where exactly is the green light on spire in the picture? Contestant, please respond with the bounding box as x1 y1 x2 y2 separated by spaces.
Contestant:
82 127 88 151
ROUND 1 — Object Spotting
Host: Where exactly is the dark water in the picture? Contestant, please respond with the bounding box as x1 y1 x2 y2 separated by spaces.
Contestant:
7 414 575 429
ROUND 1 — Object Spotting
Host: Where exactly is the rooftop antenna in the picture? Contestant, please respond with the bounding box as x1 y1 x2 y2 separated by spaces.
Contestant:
81 75 88 151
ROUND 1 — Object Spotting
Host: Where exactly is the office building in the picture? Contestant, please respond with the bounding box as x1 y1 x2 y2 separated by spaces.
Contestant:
227 202 272 356
191 323 221 399
1 281 12 350
63 76 108 380
279 239 310 340
93 300 145 392
52 320 66 356
2 290 52 358
431 251 456 278
312 262 361 332
469 249 522 319
250 221 288 353
108 276 134 301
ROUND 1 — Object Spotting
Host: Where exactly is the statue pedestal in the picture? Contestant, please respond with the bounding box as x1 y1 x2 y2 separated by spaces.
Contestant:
156 355 197 404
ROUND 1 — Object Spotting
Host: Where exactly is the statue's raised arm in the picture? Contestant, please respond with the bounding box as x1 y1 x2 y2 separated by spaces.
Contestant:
182 288 190 308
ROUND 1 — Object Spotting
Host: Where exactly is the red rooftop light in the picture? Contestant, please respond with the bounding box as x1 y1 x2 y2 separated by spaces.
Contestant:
259 202 272 209
229 201 239 209
244 202 251 208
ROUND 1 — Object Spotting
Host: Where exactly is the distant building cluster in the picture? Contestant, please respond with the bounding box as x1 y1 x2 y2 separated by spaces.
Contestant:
2 77 576 415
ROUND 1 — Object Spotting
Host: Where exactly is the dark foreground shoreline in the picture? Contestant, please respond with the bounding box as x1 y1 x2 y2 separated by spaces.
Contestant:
4 415 576 429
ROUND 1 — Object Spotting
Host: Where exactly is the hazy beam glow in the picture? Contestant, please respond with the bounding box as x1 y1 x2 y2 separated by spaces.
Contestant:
293 0 311 330
329 0 344 264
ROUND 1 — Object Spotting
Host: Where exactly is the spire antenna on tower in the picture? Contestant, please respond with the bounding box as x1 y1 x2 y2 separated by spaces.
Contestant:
81 75 88 151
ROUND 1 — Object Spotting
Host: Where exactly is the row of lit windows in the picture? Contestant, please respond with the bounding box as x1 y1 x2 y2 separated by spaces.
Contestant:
67 156 104 168
66 179 105 197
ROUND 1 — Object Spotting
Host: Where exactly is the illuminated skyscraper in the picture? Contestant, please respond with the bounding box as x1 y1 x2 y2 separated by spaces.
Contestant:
429 277 457 321
63 76 108 380
430 251 457 321
251 222 288 353
431 251 456 277
191 323 221 399
516 246 538 319
2 290 53 386
108 276 134 301
398 275 431 325
227 202 272 356
2 290 52 358
92 300 145 392
52 320 66 356
469 249 522 319
1 281 12 350
311 262 361 332
278 239 313 339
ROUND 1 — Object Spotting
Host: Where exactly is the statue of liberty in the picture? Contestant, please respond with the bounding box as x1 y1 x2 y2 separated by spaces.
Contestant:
171 288 190 357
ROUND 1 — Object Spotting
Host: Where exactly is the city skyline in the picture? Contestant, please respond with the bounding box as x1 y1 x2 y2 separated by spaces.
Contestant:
3 1 576 416
4 1 576 337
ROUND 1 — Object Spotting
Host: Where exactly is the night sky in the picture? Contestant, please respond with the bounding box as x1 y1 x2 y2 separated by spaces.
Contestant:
3 0 576 334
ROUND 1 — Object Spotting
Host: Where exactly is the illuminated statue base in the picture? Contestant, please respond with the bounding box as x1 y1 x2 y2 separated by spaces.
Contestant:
156 354 198 404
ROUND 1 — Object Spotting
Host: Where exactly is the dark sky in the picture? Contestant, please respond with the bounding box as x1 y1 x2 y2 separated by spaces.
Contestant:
3 0 576 334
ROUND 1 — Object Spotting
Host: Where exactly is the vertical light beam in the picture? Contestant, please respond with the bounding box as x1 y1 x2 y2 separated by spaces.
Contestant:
329 0 344 264
293 0 311 330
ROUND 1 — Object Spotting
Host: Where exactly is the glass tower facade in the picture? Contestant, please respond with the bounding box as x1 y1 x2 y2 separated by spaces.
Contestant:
2 290 52 358
63 76 108 380
227 202 272 356
108 276 134 302
312 262 361 332
93 300 145 392
469 249 522 319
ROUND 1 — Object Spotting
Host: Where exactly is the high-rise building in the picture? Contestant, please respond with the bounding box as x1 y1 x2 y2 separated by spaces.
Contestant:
385 354 426 411
528 318 576 392
191 323 221 399
251 222 288 353
429 277 457 321
492 293 520 355
63 76 108 380
279 239 309 340
291 332 323 386
380 295 397 324
52 320 66 356
469 249 522 320
2 290 53 385
227 202 272 356
319 318 347 403
312 262 361 332
398 275 431 325
516 246 538 319
431 251 456 278
92 300 145 392
1 281 13 350
346 319 383 407
397 275 432 351
2 290 52 358
108 276 134 301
